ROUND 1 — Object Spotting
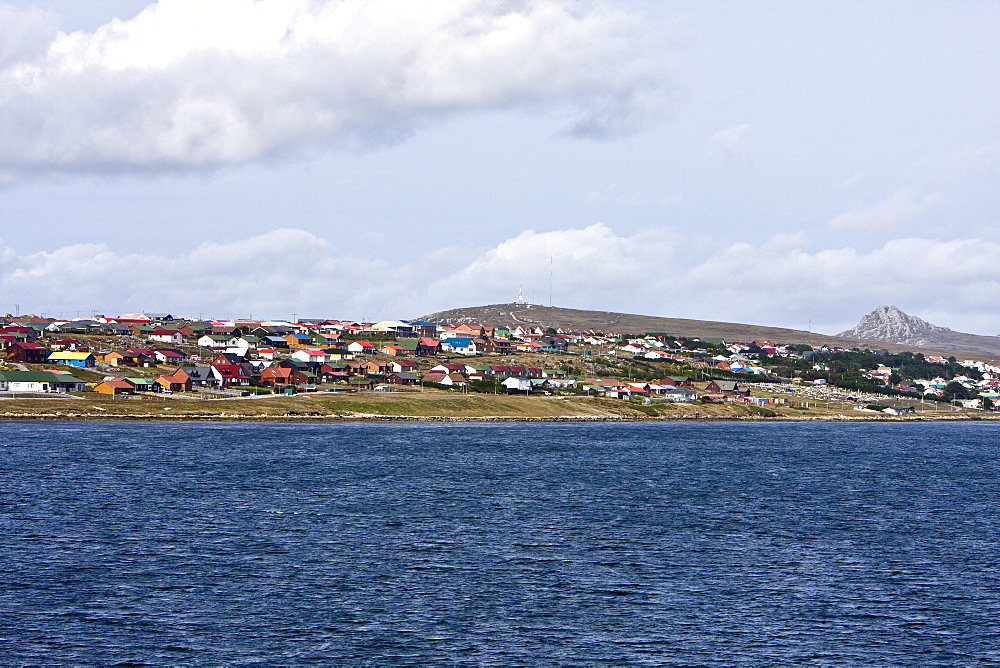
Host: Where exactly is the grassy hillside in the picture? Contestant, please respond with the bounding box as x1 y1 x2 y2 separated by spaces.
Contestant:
419 303 1000 361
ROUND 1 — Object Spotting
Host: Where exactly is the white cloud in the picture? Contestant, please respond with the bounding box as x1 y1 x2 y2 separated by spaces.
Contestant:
909 141 1000 185
3 223 998 335
709 123 751 163
0 3 58 67
0 228 394 318
0 0 687 180
827 186 942 231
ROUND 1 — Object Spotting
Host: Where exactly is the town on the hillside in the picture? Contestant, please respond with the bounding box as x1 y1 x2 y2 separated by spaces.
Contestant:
1 311 997 414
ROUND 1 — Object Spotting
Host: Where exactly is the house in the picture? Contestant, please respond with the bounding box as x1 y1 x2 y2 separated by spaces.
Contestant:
441 337 477 355
156 371 193 393
387 372 420 386
448 323 491 338
210 325 244 337
363 360 392 375
662 388 699 402
390 360 418 374
49 339 86 351
422 371 467 386
0 370 87 393
101 351 125 366
319 363 351 384
606 388 637 399
407 321 438 338
198 334 240 349
5 342 49 363
480 338 513 355
285 333 313 347
390 339 420 356
347 341 376 355
291 349 331 364
212 363 251 386
0 326 40 342
262 336 290 349
705 380 749 397
94 378 137 395
502 377 533 393
310 333 341 347
418 338 441 355
148 328 185 345
235 335 263 349
47 351 96 367
261 366 295 388
349 377 375 390
122 348 158 367
173 366 221 388
368 320 415 337
154 349 187 365
429 363 465 375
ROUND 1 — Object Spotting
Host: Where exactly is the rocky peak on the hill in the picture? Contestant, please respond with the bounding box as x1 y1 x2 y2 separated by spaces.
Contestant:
837 305 951 346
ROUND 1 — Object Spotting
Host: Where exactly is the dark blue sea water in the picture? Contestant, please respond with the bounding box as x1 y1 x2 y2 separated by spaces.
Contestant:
2 421 999 665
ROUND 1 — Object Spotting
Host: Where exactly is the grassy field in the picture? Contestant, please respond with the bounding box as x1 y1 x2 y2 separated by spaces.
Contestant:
1 388 991 422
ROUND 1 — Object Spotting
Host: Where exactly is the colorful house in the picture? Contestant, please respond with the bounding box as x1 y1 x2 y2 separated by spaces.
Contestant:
47 351 96 367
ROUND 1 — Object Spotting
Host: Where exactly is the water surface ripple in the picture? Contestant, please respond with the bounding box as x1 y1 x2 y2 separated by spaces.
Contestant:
2 421 999 664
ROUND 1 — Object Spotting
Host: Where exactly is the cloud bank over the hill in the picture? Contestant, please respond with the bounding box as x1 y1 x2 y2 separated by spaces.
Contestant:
0 0 686 181
3 224 998 336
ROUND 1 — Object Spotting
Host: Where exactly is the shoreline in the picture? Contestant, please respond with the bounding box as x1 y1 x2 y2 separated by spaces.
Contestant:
2 412 997 423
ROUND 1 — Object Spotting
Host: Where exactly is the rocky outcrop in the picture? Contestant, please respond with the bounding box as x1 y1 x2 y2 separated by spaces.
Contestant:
837 305 952 346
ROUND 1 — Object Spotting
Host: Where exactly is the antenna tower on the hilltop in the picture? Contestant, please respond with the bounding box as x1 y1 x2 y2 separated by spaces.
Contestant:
517 284 524 305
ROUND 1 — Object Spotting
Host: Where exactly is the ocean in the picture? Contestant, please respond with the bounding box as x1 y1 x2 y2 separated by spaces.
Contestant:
2 421 999 664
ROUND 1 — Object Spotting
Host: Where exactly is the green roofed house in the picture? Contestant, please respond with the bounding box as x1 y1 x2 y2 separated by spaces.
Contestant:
394 338 420 353
127 377 160 392
0 371 87 393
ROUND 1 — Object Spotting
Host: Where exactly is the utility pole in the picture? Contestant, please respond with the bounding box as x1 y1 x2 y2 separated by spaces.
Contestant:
549 256 553 307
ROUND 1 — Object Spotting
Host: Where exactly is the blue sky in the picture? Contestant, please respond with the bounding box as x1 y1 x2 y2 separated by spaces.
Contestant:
0 0 997 334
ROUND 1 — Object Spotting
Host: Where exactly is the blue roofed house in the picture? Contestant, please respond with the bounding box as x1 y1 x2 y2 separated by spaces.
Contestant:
440 337 478 355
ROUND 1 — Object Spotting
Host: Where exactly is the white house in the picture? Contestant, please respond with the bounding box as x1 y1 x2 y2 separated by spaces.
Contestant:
291 349 331 364
148 330 184 345
0 371 87 393
197 334 241 348
502 377 533 392
662 389 699 402
440 338 478 355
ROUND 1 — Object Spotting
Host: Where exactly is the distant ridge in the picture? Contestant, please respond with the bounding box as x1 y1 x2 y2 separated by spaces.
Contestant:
837 305 1000 357
417 303 1000 360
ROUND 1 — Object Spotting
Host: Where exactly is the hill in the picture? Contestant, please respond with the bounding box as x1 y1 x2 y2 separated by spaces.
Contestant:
837 305 1000 358
418 303 1000 361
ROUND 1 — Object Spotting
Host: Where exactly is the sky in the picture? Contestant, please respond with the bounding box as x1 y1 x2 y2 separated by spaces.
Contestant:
0 0 997 335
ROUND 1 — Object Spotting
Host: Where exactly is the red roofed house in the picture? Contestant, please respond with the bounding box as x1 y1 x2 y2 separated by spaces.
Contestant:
94 378 136 395
156 371 193 393
6 341 48 363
